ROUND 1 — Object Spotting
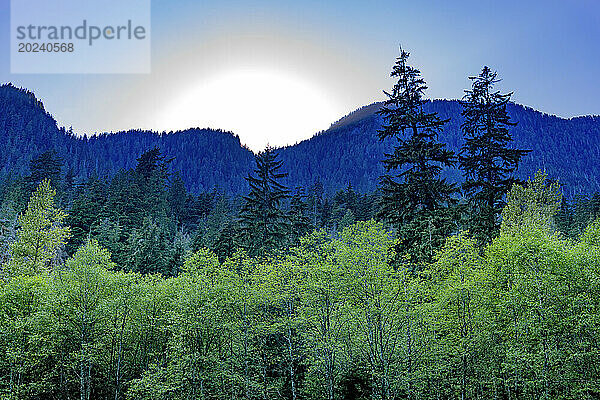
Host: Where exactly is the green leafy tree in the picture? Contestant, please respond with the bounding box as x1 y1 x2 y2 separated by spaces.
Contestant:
428 233 484 400
128 249 231 399
459 66 530 244
338 221 415 400
377 49 458 266
43 240 115 400
0 274 48 399
293 231 347 400
6 180 70 276
501 170 562 235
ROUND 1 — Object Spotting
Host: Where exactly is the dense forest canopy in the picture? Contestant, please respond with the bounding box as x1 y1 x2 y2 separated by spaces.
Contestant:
1 175 600 399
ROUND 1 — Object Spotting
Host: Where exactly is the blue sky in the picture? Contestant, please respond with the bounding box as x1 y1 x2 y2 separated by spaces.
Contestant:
1 0 598 150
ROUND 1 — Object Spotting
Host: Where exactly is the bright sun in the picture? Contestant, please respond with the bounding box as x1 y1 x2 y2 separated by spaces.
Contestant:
155 68 343 152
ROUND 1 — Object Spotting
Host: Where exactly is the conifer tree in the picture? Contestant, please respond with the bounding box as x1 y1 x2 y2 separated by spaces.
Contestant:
106 170 145 231
288 187 312 244
134 148 172 217
307 180 324 227
377 48 458 266
555 197 575 238
459 66 530 244
238 147 290 256
194 194 231 251
213 220 238 262
126 217 172 275
66 175 108 254
25 151 64 191
0 203 18 266
168 172 187 226
338 209 355 231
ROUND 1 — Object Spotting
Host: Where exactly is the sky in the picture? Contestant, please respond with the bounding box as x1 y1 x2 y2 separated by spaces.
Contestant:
1 0 599 151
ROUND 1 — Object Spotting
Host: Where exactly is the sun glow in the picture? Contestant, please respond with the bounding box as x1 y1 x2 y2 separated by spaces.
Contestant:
155 68 344 151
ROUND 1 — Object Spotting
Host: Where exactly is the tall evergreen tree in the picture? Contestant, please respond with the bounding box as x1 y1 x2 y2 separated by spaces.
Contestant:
25 151 64 190
213 220 238 262
288 187 312 244
307 179 324 227
377 48 458 266
168 171 187 226
66 175 108 254
459 66 530 244
134 147 172 217
238 147 290 256
0 202 18 266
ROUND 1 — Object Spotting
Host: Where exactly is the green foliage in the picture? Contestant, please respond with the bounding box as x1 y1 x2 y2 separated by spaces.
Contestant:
501 170 562 235
426 233 484 399
1 217 600 399
6 180 70 277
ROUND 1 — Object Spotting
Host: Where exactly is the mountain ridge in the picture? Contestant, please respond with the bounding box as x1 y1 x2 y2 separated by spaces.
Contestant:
1 83 600 197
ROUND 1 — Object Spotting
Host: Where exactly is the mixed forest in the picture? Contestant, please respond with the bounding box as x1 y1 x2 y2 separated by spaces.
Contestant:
1 49 600 400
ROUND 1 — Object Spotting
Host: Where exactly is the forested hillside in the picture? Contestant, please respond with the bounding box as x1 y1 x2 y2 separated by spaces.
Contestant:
0 84 254 194
1 83 600 196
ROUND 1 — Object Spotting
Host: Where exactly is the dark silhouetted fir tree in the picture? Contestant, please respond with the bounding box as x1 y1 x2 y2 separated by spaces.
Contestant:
459 66 530 244
289 187 313 244
238 147 290 256
168 171 187 226
213 220 238 262
25 151 64 193
66 175 108 254
134 147 172 216
377 48 458 266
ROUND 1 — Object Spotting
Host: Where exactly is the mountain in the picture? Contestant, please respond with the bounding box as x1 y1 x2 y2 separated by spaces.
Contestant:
0 84 254 194
1 83 599 197
281 100 600 198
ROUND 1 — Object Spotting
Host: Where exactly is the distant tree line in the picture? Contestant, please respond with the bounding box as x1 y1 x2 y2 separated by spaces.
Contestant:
2 82 600 197
0 146 380 274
